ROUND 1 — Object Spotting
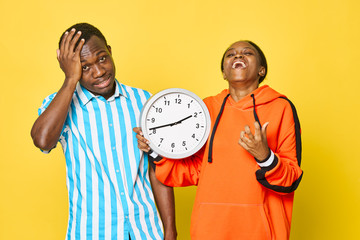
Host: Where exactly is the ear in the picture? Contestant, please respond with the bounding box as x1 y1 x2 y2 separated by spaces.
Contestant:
222 71 227 80
107 45 112 54
259 66 266 77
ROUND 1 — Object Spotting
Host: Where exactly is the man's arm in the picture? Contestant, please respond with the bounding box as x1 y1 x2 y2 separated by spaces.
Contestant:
31 29 85 150
149 165 177 240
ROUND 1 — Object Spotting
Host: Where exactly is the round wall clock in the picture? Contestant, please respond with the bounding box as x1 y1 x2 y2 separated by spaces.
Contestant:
140 88 211 159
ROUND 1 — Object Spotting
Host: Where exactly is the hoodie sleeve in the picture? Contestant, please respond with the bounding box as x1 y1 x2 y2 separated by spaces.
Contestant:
255 97 303 194
154 145 205 187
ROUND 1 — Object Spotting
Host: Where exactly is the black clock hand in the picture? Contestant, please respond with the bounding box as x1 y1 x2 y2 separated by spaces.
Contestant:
149 122 175 131
173 115 192 125
149 115 193 130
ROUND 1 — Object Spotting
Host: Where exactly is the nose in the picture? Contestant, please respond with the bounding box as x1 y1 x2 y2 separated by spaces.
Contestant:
92 64 105 78
235 52 243 59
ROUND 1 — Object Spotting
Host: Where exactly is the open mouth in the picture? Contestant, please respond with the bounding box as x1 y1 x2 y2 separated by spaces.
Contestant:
232 61 246 69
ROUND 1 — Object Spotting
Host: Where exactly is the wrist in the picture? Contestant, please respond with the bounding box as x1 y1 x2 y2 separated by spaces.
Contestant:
255 148 270 162
62 78 79 90
255 150 275 168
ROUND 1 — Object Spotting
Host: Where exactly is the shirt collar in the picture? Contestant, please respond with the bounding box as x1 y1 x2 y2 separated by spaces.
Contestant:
76 79 127 106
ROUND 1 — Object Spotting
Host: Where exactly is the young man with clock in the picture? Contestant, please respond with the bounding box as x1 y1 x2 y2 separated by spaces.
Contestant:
31 23 176 240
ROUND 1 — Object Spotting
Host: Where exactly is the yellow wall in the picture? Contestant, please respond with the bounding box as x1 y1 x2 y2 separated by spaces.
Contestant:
1 0 359 239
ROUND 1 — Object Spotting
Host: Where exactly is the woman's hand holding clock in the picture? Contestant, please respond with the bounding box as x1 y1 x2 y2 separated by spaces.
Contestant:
134 127 151 153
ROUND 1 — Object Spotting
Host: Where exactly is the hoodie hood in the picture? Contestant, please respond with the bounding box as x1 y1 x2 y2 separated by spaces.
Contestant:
207 85 286 163
214 85 285 110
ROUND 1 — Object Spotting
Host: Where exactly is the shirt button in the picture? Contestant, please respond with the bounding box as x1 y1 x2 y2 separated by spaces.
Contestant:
121 192 124 195
109 123 113 127
112 147 115 150
125 215 128 219
116 169 120 173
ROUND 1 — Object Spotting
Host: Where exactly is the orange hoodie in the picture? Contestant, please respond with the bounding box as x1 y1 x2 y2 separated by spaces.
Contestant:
154 85 303 240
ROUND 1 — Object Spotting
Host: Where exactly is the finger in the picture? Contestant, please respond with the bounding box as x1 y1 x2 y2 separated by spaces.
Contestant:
59 31 68 54
238 137 249 150
135 133 150 144
133 127 143 135
74 38 85 56
240 131 251 145
70 31 82 53
244 125 255 141
65 28 76 53
138 142 150 152
261 122 269 138
254 121 261 141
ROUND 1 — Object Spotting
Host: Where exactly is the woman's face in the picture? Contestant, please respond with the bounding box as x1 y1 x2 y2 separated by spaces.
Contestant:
222 41 265 86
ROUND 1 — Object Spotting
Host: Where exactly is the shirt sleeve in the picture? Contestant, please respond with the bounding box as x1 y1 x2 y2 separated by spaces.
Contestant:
255 98 303 194
37 93 61 154
154 145 206 187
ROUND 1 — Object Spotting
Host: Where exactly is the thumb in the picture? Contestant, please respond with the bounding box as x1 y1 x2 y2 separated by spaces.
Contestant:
262 122 269 136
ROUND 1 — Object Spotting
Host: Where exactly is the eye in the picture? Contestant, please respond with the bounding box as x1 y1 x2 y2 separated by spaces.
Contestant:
226 53 235 57
99 56 106 62
82 65 89 71
244 51 254 55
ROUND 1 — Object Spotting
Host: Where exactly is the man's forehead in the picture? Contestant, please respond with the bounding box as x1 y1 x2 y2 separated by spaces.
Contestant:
80 36 109 60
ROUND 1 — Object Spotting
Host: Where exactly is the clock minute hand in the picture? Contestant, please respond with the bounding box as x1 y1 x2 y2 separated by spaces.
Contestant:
149 115 193 131
149 122 175 131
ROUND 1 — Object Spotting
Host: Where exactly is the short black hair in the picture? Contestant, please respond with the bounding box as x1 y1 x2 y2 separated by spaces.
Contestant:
220 40 268 84
58 23 108 49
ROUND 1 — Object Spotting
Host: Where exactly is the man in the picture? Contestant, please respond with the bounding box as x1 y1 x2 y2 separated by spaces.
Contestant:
31 23 176 240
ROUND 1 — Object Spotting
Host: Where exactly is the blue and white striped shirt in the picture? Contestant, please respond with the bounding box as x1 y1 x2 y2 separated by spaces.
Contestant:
38 80 163 240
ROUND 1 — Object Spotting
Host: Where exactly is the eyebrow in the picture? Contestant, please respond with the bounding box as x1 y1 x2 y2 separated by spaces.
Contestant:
226 47 254 53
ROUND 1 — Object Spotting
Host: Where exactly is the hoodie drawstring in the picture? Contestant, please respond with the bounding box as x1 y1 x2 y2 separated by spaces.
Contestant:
207 93 261 163
251 94 261 127
208 94 230 163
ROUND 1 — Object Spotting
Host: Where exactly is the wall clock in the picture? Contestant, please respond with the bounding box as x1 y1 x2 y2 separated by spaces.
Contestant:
140 88 211 159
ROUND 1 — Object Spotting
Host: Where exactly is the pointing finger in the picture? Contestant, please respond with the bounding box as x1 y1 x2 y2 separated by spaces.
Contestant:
254 121 261 140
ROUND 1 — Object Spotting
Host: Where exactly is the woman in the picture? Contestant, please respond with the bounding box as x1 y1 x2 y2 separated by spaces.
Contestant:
135 40 303 240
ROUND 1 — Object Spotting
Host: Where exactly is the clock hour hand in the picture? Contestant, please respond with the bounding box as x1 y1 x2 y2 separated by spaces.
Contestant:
149 115 193 131
173 115 192 125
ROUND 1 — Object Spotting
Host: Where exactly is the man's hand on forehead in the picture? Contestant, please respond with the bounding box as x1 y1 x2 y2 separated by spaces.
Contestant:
56 28 85 85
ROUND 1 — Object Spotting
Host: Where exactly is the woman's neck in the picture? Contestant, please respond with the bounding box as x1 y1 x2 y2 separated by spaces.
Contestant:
228 81 259 102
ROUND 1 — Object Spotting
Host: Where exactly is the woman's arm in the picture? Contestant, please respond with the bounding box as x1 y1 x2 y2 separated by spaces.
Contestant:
134 127 204 187
149 166 177 240
238 101 303 194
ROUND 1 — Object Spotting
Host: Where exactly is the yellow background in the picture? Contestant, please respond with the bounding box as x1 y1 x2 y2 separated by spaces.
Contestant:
1 0 359 239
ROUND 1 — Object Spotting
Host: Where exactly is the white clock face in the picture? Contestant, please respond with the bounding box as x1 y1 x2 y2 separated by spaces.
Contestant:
140 88 211 159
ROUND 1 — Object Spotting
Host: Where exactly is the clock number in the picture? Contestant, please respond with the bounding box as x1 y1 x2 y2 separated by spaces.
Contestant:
175 98 182 104
160 138 164 143
192 133 195 138
156 107 163 113
188 100 193 108
194 112 198 118
152 129 156 134
164 100 170 105
171 143 175 148
182 141 186 146
196 123 200 129
151 118 155 123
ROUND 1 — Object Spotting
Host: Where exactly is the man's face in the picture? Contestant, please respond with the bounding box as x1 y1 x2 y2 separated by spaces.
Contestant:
79 36 116 100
